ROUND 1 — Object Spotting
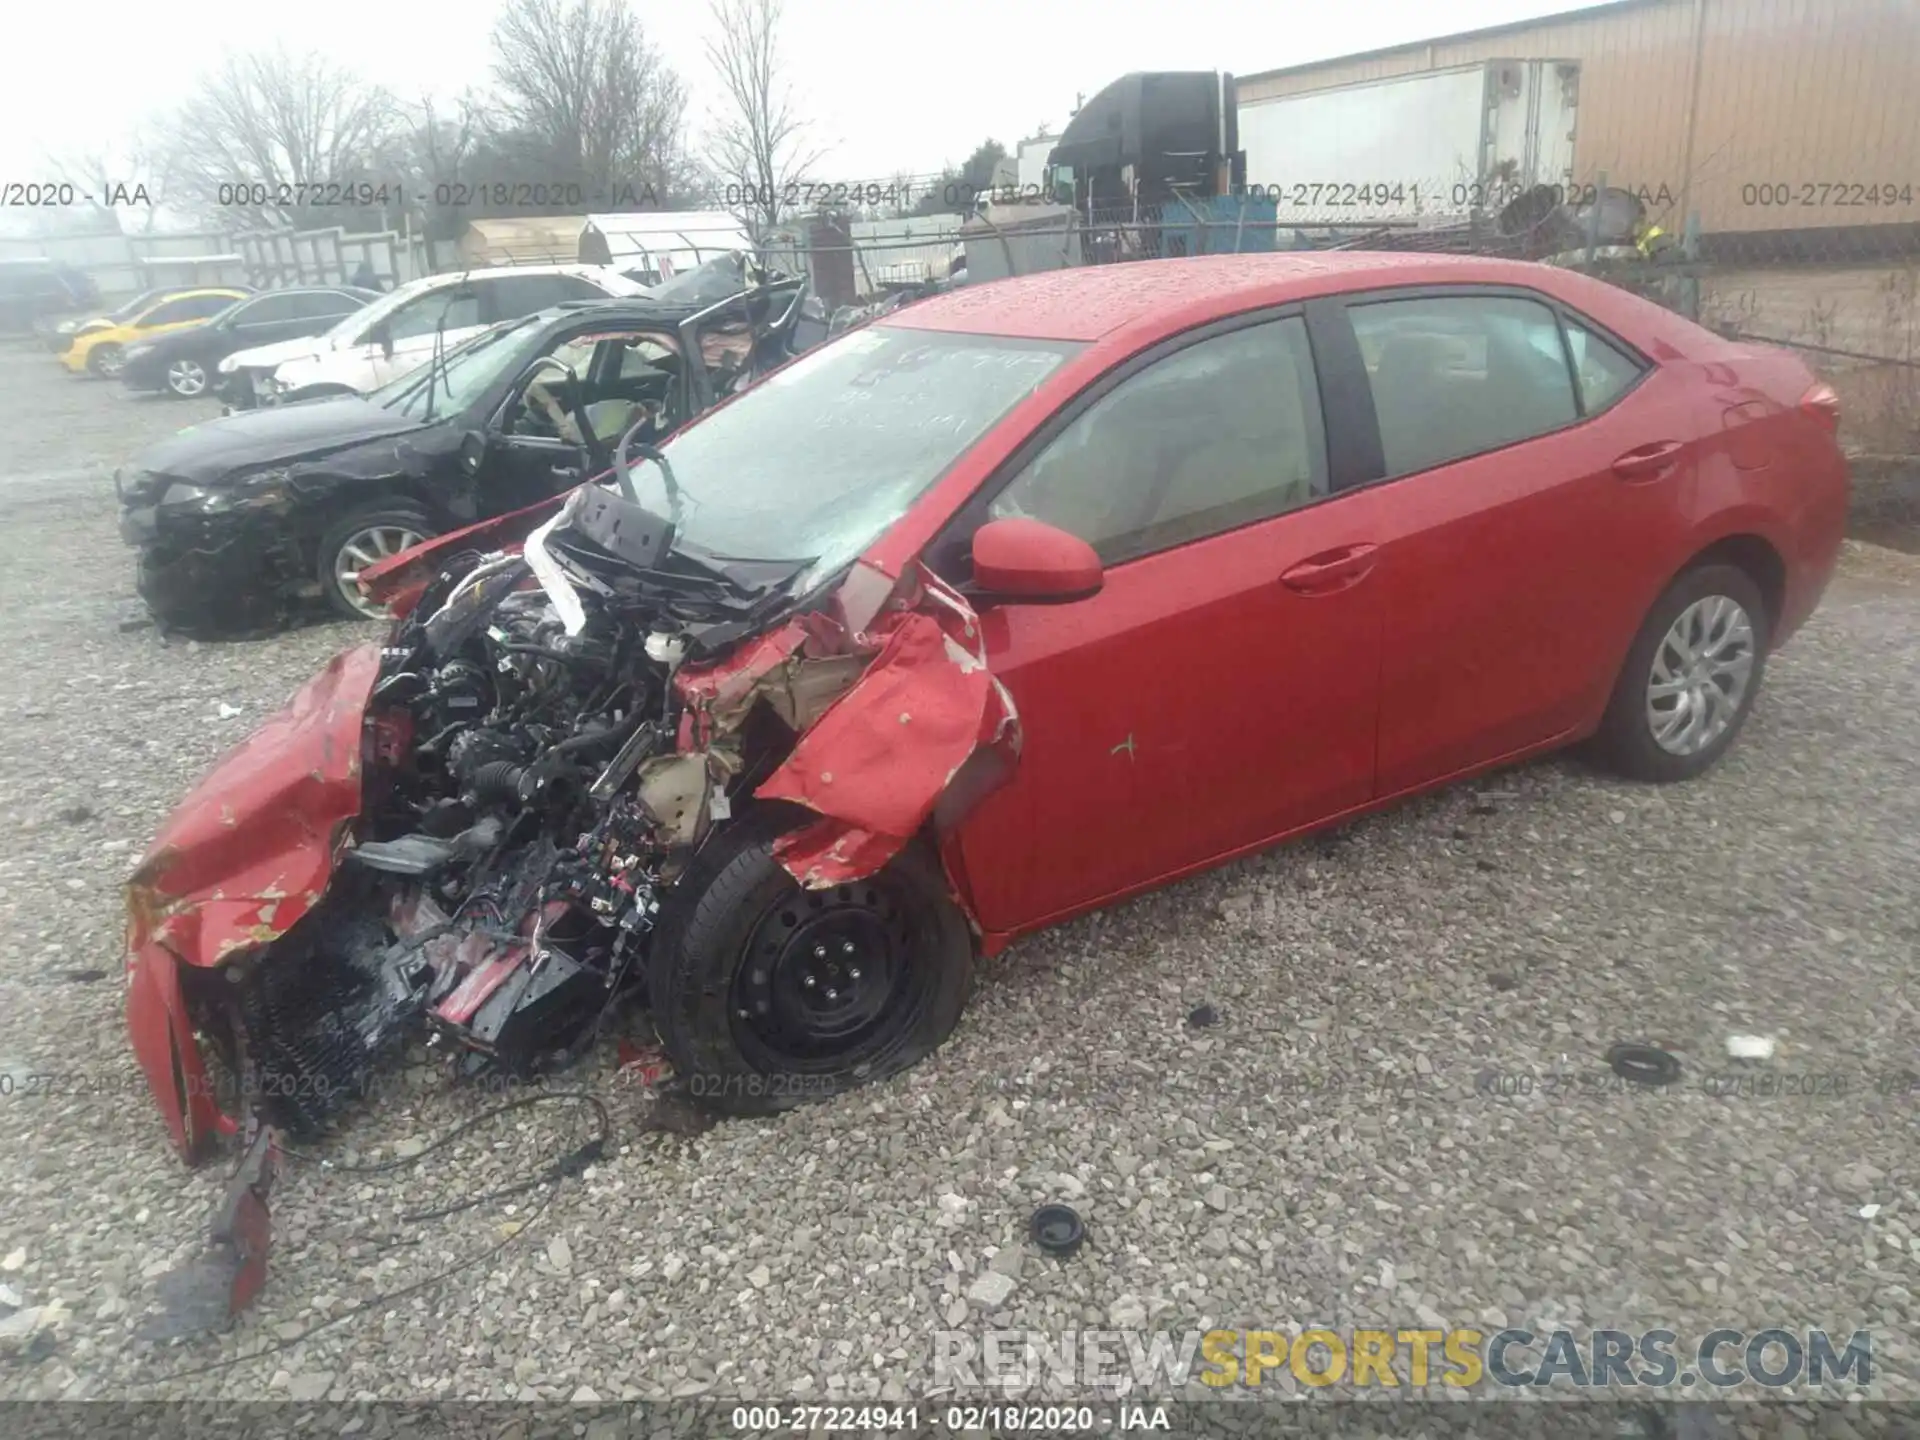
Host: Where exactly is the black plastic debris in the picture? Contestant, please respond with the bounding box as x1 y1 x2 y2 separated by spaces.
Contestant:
1031 1204 1086 1259
1185 1003 1221 1030
1605 1042 1682 1088
1487 972 1518 992
55 804 94 825
58 969 108 984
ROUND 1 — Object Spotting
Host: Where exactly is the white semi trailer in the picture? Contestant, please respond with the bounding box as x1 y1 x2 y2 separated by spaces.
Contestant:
1235 60 1582 227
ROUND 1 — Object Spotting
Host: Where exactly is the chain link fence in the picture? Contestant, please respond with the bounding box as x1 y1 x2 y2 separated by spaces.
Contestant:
785 181 1917 462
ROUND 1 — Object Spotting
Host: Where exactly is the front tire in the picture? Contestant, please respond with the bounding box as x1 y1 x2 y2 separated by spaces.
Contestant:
649 809 973 1116
87 343 124 379
316 503 434 621
1593 562 1769 783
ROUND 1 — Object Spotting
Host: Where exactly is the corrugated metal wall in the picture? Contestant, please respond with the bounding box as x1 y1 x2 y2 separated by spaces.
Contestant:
1237 0 1920 234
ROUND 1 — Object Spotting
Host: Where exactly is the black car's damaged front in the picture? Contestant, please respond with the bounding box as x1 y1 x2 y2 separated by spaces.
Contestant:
115 274 821 636
116 315 568 633
115 409 458 633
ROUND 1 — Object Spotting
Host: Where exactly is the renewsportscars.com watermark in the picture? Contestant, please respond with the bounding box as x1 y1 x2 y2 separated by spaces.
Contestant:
933 1327 1874 1395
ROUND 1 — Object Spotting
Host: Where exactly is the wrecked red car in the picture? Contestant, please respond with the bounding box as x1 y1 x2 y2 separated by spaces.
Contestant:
127 252 1847 1162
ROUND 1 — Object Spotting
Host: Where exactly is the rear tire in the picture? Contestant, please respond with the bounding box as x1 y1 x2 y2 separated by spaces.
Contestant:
87 343 124 379
164 357 211 398
648 808 973 1116
316 503 434 621
1593 562 1769 783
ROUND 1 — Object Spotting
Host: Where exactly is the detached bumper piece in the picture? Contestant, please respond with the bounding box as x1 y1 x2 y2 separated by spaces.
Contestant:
142 1124 280 1339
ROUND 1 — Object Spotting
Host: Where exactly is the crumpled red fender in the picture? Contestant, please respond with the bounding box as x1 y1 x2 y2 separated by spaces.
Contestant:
752 568 1020 886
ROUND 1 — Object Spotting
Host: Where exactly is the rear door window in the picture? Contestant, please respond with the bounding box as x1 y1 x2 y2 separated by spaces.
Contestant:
233 292 309 324
484 274 596 320
1347 294 1580 478
1561 318 1645 414
385 289 482 342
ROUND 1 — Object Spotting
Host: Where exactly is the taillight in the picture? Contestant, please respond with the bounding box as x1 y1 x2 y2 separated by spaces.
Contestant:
1799 381 1841 433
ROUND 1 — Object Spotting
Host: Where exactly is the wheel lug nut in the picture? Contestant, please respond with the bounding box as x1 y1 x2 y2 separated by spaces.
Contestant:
813 945 826 959
825 988 838 1001
802 974 816 988
848 966 862 980
842 942 855 954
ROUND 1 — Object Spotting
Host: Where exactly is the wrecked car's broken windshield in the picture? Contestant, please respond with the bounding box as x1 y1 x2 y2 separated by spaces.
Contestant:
374 317 542 420
630 327 1080 583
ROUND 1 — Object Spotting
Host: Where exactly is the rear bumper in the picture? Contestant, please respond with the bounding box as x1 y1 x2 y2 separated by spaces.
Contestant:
1775 448 1851 648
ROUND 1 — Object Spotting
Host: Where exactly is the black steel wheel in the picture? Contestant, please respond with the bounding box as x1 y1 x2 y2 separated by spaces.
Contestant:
733 877 926 1073
649 807 973 1116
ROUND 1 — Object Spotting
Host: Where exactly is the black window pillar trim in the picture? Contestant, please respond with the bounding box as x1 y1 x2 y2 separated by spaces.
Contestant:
1303 296 1384 491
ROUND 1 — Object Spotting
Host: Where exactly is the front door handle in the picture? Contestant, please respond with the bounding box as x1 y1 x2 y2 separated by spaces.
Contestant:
1612 440 1684 481
1280 543 1379 595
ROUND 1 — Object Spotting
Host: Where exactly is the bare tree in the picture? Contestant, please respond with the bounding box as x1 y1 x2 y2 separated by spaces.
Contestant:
42 135 187 234
490 0 690 206
154 48 401 229
396 93 485 247
704 0 824 238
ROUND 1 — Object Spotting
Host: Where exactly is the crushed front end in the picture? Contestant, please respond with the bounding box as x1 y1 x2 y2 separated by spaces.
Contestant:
126 480 1019 1164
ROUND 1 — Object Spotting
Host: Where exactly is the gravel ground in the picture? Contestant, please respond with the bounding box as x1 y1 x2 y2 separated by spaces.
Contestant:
0 342 1916 1410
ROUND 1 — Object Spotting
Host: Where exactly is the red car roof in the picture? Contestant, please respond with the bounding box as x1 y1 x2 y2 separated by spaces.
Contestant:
880 251 1708 359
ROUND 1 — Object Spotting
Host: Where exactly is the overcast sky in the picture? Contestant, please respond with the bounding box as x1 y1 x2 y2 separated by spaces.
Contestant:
0 0 1605 200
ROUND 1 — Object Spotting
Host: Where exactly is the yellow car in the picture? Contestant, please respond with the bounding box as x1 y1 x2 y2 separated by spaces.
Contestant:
59 287 252 378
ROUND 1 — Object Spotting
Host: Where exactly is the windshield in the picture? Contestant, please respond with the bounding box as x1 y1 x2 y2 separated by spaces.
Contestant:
373 316 543 420
324 276 439 345
624 325 1081 586
106 289 169 322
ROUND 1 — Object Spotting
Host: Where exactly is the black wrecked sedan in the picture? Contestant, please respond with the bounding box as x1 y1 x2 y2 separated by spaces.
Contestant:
118 285 379 399
117 279 808 632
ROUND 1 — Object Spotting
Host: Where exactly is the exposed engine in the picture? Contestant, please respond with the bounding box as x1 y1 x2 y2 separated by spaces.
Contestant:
197 471 803 1136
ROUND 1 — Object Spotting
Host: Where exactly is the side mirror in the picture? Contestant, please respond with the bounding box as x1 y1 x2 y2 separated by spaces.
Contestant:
969 517 1103 604
458 429 488 475
371 321 393 358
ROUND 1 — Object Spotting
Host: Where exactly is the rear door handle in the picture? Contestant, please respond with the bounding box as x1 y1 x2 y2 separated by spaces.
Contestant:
1612 440 1685 481
1280 543 1379 594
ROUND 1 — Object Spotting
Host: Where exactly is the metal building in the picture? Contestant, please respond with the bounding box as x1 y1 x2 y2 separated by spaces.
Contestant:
1236 0 1920 237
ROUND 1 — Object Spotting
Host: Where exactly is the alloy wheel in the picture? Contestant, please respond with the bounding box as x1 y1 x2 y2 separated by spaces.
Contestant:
94 346 125 378
166 359 208 397
1645 594 1756 756
332 524 425 618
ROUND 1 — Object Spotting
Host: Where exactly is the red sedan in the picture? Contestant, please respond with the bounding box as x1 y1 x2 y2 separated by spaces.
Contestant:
127 252 1847 1160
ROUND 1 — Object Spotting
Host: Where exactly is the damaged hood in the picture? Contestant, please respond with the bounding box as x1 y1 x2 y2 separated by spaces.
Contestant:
127 398 430 487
